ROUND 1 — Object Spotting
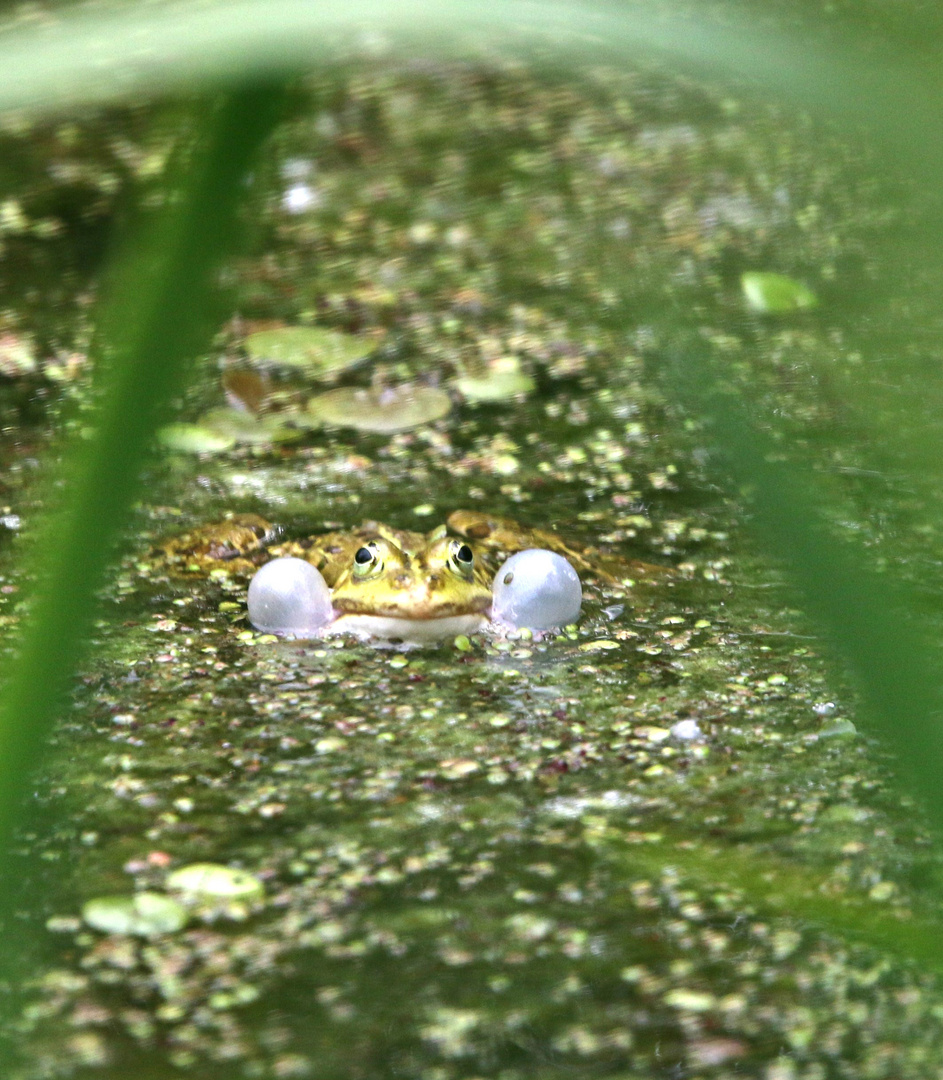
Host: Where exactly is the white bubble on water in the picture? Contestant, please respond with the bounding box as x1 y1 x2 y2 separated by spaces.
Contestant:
247 557 332 637
670 719 703 741
491 549 582 631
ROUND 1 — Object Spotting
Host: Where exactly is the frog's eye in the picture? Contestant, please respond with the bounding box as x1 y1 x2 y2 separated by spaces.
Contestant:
447 540 475 578
353 543 382 578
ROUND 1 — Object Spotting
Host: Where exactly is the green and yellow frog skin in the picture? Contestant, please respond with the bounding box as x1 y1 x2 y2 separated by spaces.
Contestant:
158 510 666 641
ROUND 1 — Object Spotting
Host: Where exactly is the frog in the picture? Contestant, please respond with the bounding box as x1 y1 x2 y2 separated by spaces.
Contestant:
155 510 667 641
269 521 493 641
157 514 278 576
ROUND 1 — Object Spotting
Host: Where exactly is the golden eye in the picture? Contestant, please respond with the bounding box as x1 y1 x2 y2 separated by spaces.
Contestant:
353 543 382 578
448 540 475 578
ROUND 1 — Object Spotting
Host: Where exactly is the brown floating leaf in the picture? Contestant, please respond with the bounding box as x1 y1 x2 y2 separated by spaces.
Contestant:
222 370 273 413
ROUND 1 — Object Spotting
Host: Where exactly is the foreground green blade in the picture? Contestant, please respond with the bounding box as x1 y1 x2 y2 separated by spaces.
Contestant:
667 344 943 829
0 82 286 879
0 0 928 189
0 0 937 188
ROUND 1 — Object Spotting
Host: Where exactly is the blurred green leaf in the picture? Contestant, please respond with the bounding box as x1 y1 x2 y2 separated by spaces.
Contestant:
666 342 943 830
603 835 943 974
0 81 287 894
167 863 265 901
198 406 306 446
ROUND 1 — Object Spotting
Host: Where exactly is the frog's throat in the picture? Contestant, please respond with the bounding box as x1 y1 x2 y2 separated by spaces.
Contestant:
327 612 488 643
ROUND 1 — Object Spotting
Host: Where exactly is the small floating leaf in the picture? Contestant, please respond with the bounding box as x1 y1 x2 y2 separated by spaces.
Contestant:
167 863 265 901
245 325 371 378
198 406 305 446
741 271 818 313
82 892 188 936
157 423 236 454
307 384 451 433
439 758 480 779
819 718 857 739
455 357 535 402
272 405 322 433
578 639 620 652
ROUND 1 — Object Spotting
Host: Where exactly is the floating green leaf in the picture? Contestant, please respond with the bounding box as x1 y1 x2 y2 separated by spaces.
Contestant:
157 422 236 454
818 718 858 739
82 892 188 937
741 271 818 313
167 863 265 900
307 384 451 433
245 326 372 378
198 406 306 446
454 359 535 403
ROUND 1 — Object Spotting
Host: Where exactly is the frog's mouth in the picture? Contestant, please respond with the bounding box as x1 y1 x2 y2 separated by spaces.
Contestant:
328 611 489 643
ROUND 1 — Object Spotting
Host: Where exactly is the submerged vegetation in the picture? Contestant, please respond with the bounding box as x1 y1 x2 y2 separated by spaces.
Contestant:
0 1 942 1077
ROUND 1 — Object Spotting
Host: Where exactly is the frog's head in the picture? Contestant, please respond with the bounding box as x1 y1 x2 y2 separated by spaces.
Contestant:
329 527 492 642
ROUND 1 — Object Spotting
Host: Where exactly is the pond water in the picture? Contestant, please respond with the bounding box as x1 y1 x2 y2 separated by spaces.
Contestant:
2 52 943 1080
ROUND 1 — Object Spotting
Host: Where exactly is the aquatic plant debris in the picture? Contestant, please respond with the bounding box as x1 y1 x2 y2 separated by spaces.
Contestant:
222 369 273 413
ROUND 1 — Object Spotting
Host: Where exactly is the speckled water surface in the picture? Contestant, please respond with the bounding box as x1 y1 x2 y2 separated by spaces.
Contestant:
3 55 943 1080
